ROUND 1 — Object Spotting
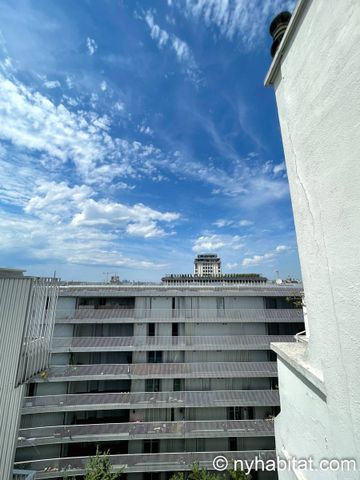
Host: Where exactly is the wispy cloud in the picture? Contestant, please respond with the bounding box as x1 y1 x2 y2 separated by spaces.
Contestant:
144 11 200 82
214 218 254 228
170 0 297 49
43 80 61 89
86 37 98 55
192 233 245 253
0 70 166 185
242 244 289 266
273 161 286 175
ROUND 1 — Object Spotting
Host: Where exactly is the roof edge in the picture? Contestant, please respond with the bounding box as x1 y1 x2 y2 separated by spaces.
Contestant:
264 0 310 86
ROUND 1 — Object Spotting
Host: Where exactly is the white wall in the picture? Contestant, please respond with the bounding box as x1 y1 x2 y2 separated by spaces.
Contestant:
269 0 360 476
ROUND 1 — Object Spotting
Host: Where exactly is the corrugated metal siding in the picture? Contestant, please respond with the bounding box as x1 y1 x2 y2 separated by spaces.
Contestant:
0 278 32 480
0 277 59 480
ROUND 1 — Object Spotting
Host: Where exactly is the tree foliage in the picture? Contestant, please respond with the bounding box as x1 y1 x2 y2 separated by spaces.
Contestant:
84 447 123 480
169 463 251 480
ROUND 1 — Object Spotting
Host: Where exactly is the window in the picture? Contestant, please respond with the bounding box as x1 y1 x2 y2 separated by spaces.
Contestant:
145 379 161 392
228 406 254 420
172 323 179 336
145 473 160 480
173 378 183 391
229 437 237 451
148 323 155 337
144 439 160 453
148 351 162 363
27 382 36 397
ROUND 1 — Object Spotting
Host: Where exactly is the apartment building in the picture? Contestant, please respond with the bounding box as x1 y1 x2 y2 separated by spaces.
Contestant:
14 283 304 479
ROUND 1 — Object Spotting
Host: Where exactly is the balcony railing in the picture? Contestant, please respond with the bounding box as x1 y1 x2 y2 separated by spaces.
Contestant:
15 278 59 386
18 419 274 447
15 450 276 477
34 362 277 382
13 471 36 480
22 389 279 414
51 335 295 352
56 308 304 323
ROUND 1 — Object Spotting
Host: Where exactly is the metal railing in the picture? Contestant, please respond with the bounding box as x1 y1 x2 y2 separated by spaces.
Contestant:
59 283 301 294
18 419 275 447
13 471 36 480
22 389 280 413
56 308 303 323
294 330 309 343
15 450 276 476
16 278 59 385
51 335 295 352
34 362 277 381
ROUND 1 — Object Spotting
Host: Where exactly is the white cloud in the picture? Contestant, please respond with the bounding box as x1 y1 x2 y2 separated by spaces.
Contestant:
43 80 61 89
65 76 73 89
273 162 286 175
100 80 107 92
114 101 125 112
192 234 244 253
226 262 238 270
86 37 98 55
171 0 297 49
213 219 233 228
239 219 254 227
71 198 180 238
144 11 200 82
139 125 154 135
242 244 290 267
0 72 167 185
214 218 254 228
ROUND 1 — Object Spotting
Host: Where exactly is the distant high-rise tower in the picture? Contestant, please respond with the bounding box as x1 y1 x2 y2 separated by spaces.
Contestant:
194 254 221 276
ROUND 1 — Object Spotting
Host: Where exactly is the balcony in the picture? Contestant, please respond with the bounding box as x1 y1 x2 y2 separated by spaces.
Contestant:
56 308 304 324
22 389 280 414
15 450 276 477
18 419 274 447
33 362 277 382
13 471 36 480
51 335 295 353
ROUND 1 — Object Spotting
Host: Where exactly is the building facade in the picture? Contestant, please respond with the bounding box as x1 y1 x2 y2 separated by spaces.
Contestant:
265 0 360 478
194 255 221 276
14 283 303 479
0 269 58 480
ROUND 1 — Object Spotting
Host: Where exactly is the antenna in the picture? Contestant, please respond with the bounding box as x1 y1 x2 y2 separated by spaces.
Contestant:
102 272 111 283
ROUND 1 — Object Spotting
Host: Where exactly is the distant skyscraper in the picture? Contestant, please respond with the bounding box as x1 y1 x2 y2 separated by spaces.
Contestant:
194 254 221 276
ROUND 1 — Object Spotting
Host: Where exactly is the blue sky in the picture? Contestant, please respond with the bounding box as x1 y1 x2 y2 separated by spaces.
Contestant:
0 0 300 282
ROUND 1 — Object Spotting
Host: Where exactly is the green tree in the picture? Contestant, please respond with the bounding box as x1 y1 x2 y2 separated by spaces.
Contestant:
226 463 251 480
84 447 123 480
169 463 251 480
188 463 219 480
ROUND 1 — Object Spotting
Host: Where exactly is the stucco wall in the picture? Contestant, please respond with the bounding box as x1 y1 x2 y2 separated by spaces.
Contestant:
270 0 360 476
